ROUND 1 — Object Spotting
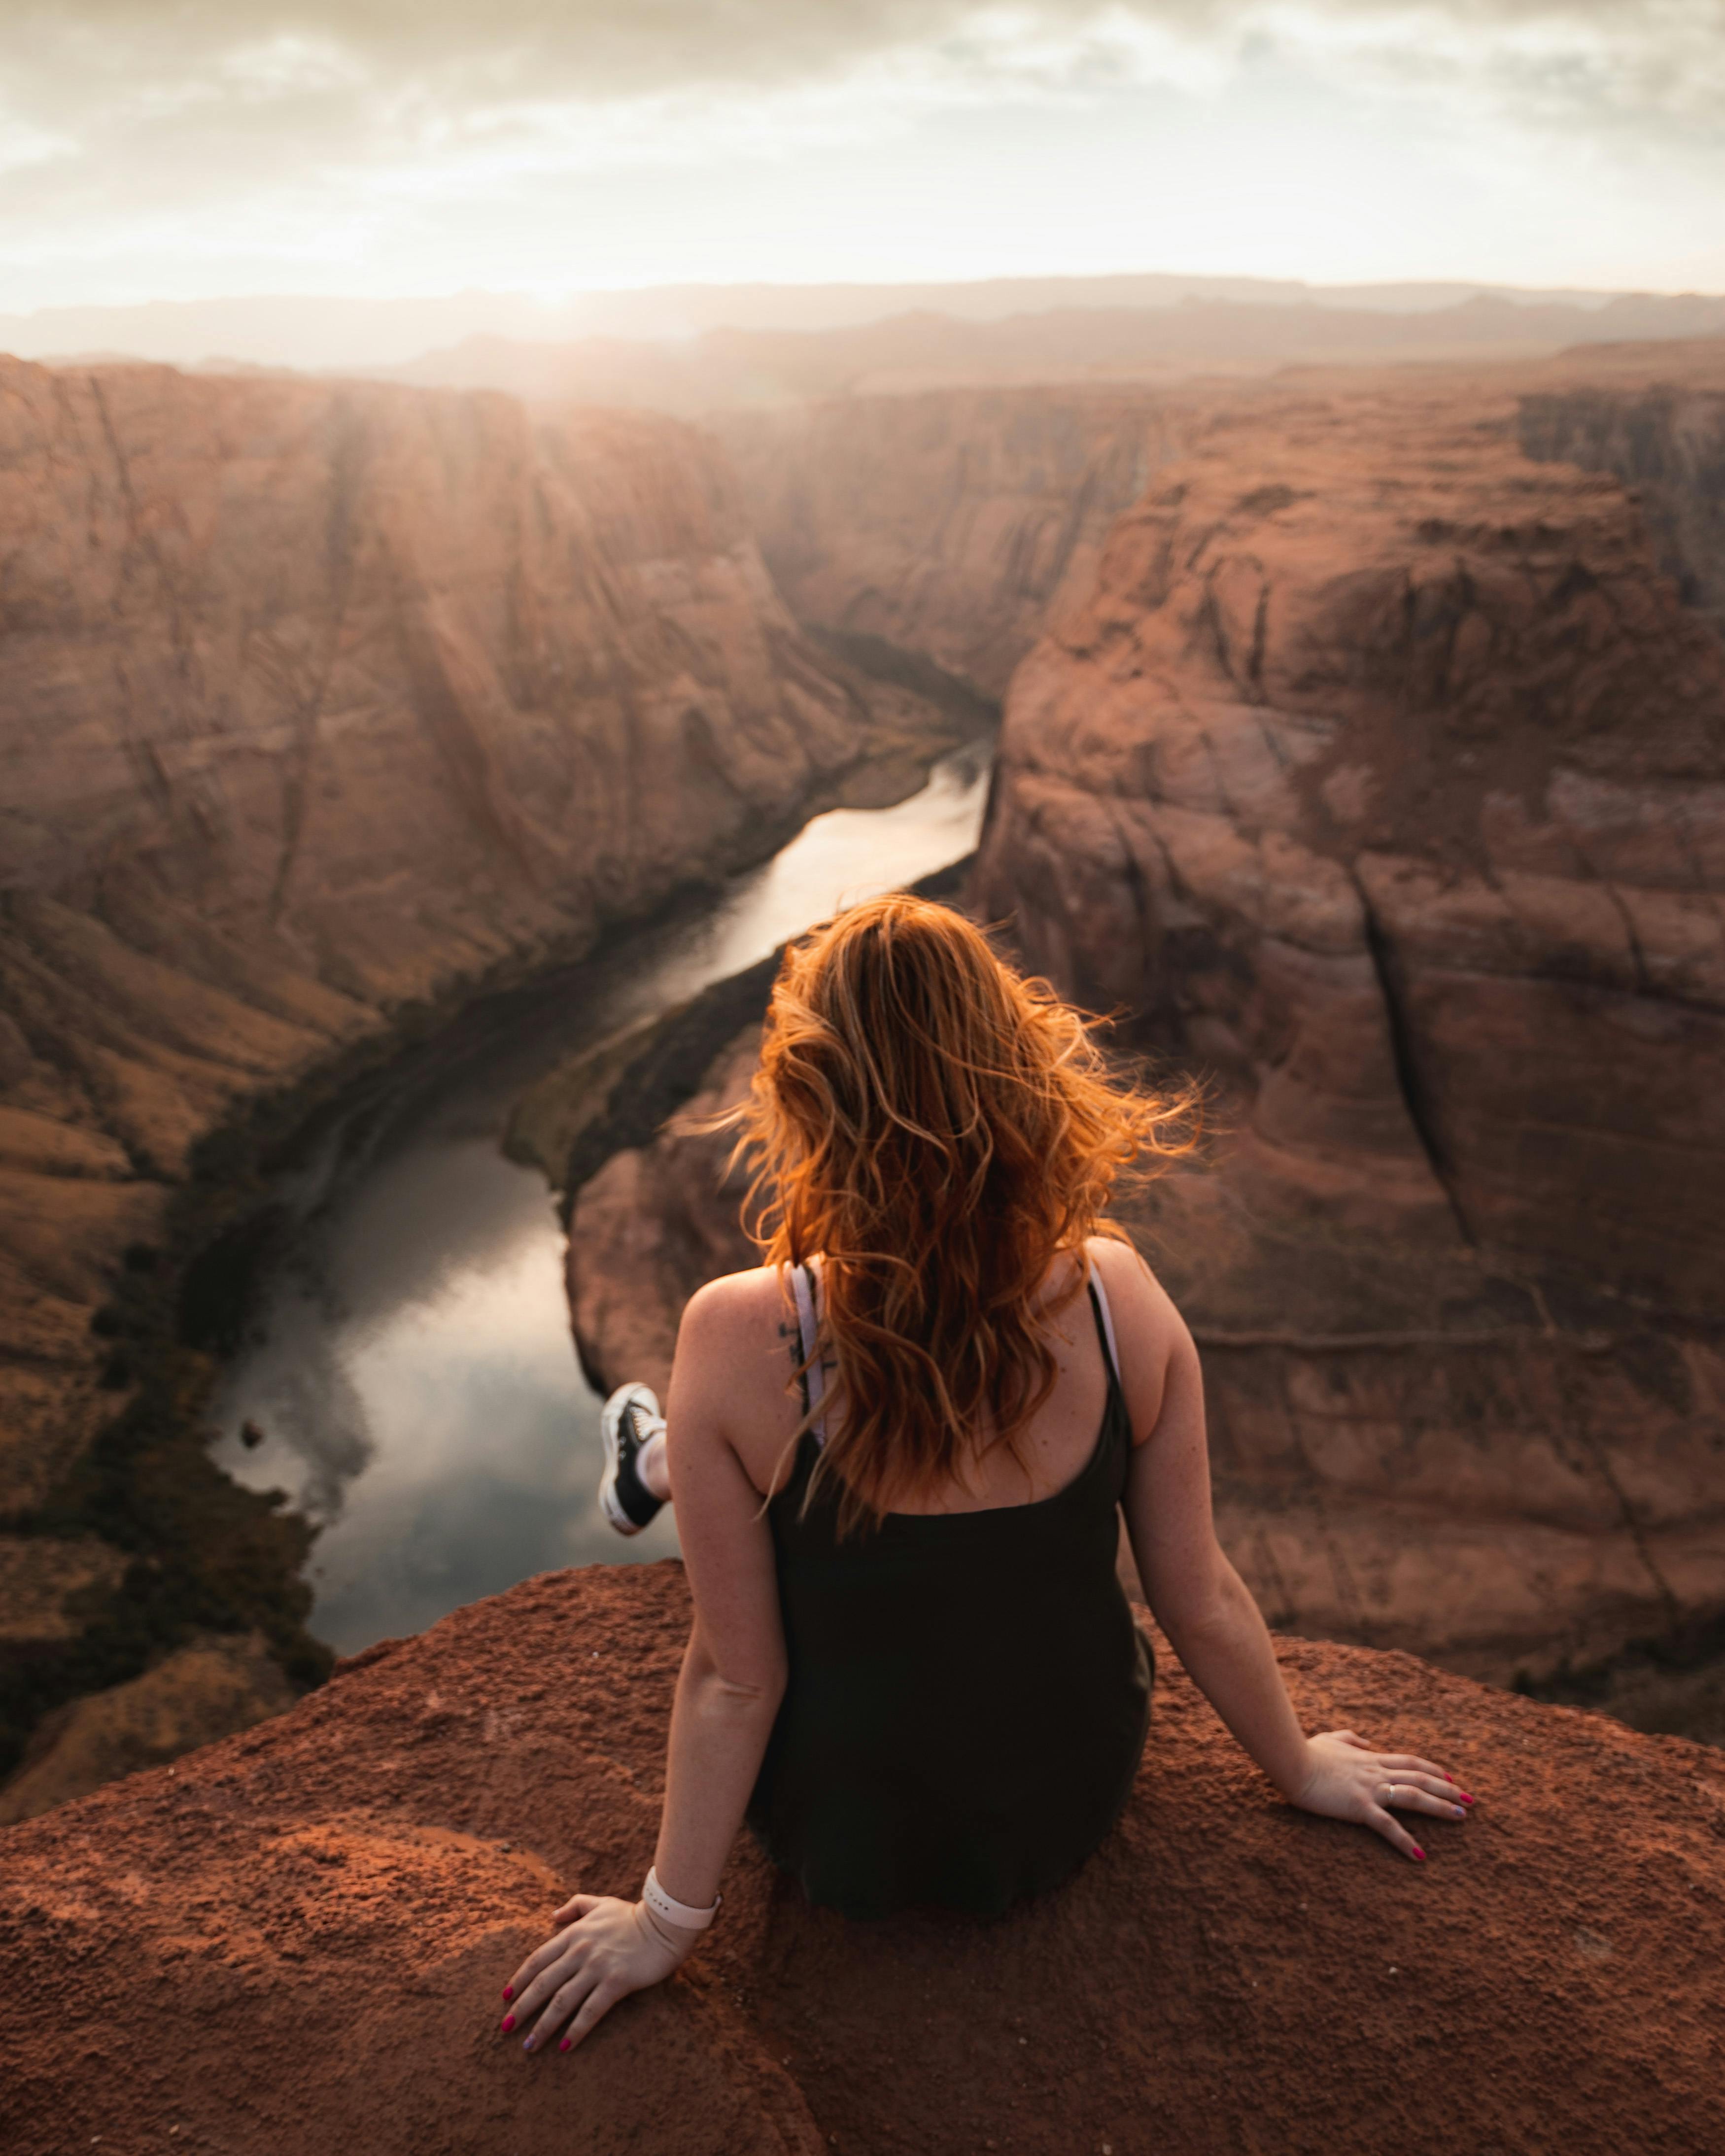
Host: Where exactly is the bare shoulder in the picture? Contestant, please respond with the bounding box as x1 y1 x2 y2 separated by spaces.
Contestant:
679 1263 785 1335
1084 1234 1181 1329
670 1265 801 1484
674 1265 797 1402
1084 1234 1193 1441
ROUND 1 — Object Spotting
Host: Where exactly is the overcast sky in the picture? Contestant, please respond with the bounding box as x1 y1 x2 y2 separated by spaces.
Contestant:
3 0 1722 312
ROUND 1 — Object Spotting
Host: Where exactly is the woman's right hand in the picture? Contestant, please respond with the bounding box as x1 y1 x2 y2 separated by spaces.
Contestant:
1289 1728 1475 1861
500 1892 701 2055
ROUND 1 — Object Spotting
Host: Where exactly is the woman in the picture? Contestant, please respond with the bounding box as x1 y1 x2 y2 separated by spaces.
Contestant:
502 895 1473 2057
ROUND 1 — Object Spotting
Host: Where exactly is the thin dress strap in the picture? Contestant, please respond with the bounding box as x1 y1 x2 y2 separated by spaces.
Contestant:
792 1261 828 1447
1088 1260 1122 1390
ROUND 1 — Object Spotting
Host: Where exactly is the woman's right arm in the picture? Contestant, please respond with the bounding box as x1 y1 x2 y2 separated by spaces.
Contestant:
649 1276 791 1905
501 1274 788 2052
1100 1241 1471 1860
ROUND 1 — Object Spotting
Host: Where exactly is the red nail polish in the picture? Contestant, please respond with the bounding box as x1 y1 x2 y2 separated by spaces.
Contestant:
559 2038 571 2053
1412 1847 1426 1861
501 2016 515 2033
1458 1792 1475 1804
502 1986 513 2001
1443 1772 1454 1782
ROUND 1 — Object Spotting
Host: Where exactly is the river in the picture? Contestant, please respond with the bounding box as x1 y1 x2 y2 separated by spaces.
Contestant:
208 743 991 1655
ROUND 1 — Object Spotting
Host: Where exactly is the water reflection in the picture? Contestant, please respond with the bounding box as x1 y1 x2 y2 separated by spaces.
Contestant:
210 744 991 1654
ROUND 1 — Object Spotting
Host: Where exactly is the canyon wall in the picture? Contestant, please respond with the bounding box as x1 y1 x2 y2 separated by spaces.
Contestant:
10 344 1723 1809
1518 376 1725 635
564 1024 762 1400
969 358 1725 1699
0 356 948 1790
571 352 1725 1718
720 349 1725 704
718 387 1187 696
4 1559 1721 2156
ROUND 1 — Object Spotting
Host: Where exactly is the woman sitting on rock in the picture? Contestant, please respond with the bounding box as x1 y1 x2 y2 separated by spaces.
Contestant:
503 894 1472 2055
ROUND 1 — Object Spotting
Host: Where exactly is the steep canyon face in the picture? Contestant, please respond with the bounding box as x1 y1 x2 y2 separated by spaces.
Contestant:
1518 376 1725 636
719 387 1187 696
0 356 945 1793
10 342 1725 1812
575 352 1725 1715
970 361 1725 1696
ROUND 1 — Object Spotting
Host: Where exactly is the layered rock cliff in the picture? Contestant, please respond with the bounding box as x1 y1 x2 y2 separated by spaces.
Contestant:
565 1023 762 1398
567 354 1725 1724
1518 376 1725 634
3 1559 1720 2156
969 358 1725 1702
720 350 1725 708
0 356 959 1789
719 388 1187 696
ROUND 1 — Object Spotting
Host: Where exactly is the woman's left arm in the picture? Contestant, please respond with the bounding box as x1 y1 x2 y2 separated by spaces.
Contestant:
502 1276 788 2054
1106 1242 1476 1863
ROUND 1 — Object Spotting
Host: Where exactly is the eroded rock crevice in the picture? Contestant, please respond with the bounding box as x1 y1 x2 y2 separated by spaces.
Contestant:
1518 384 1725 633
1346 868 1476 1249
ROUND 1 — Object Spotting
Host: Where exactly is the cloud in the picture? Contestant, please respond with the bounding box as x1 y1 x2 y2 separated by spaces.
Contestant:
2 0 1721 307
9 2 1725 137
1256 1 1725 136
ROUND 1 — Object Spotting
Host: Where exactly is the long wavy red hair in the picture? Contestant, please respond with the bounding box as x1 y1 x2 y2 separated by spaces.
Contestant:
724 894 1198 1534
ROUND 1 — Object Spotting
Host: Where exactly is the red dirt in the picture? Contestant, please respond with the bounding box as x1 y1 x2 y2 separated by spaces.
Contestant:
2 1560 1722 2155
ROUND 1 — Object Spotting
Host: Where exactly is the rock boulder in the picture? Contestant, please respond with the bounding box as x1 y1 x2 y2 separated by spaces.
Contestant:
1 1560 1720 2155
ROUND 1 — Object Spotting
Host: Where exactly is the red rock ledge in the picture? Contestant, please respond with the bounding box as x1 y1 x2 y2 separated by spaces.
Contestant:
2 1561 1721 2156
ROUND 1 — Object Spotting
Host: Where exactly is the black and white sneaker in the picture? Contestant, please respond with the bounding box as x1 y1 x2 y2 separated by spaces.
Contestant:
600 1382 666 1536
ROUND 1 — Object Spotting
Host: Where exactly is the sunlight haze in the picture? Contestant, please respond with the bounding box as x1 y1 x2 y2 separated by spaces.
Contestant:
4 0 1722 319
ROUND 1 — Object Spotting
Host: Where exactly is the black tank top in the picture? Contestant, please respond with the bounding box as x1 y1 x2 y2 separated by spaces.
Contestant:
745 1265 1154 1919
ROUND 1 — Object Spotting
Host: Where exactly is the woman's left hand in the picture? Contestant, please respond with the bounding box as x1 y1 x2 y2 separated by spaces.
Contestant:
500 1892 700 2054
1290 1728 1476 1861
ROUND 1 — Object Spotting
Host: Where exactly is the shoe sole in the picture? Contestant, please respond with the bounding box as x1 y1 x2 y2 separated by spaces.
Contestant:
600 1382 661 1537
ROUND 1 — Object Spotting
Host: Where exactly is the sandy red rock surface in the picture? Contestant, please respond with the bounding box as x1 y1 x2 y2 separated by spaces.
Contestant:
3 1559 1721 2155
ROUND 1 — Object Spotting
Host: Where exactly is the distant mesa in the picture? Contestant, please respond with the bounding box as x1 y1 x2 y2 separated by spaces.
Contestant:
4 271 1725 389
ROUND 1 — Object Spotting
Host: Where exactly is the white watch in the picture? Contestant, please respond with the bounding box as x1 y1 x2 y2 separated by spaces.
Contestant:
643 1865 721 1931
